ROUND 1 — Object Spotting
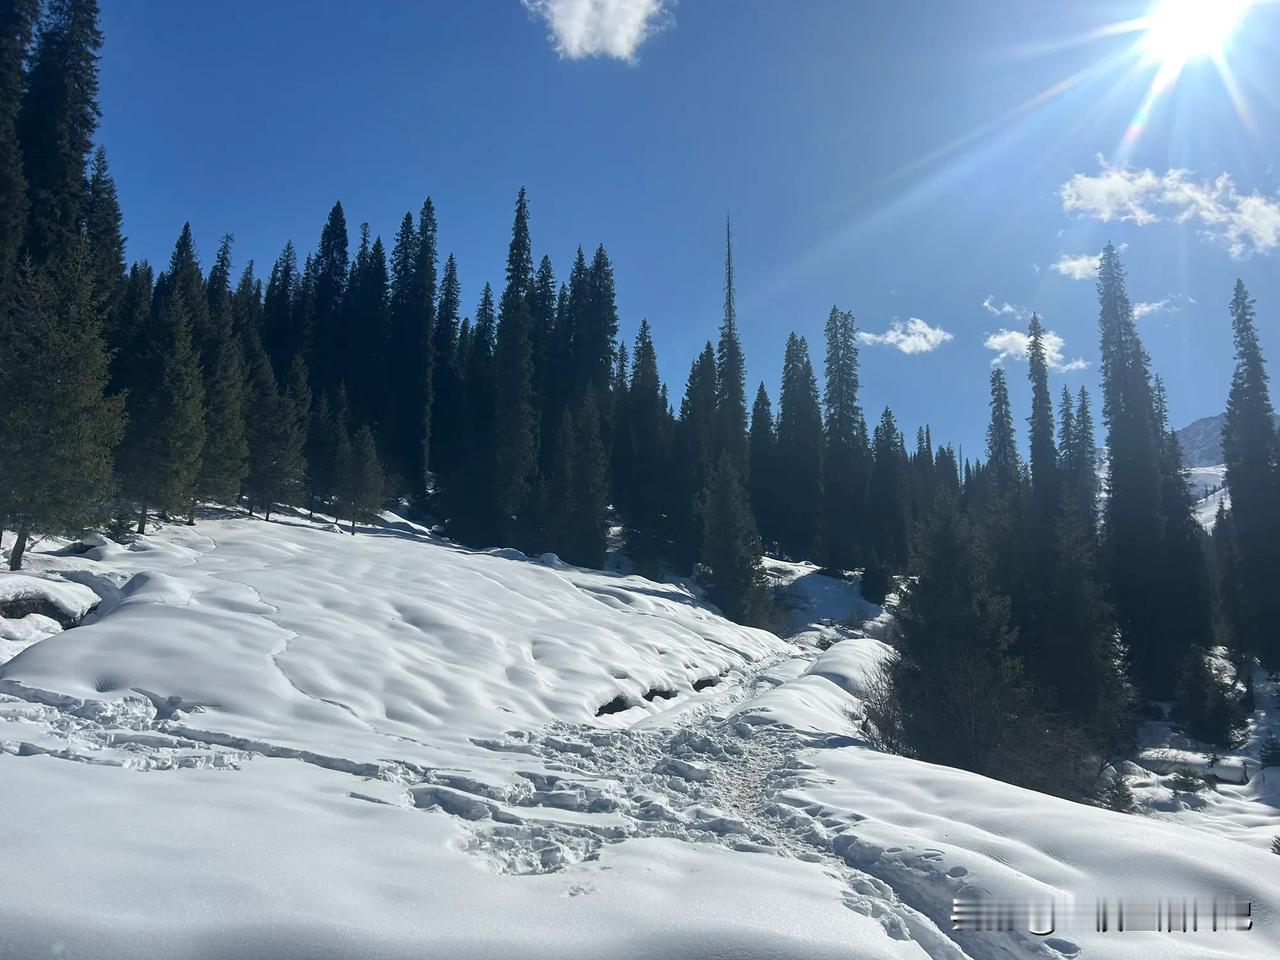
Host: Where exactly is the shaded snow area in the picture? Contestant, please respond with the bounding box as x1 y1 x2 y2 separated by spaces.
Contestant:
0 516 1277 959
1189 464 1230 531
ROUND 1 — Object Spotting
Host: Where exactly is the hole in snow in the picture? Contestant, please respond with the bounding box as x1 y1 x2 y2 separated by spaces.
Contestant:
692 676 720 692
594 694 632 717
642 688 677 702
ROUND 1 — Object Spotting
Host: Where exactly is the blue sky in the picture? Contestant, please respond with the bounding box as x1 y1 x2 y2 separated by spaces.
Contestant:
97 1 1280 457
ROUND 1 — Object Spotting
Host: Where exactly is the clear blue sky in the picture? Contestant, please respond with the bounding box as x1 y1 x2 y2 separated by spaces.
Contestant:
97 1 1280 457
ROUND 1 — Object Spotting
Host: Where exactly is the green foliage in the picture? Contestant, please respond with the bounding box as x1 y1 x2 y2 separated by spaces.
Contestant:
1174 651 1245 748
748 382 778 552
859 555 891 606
776 333 823 560
822 306 869 570
0 0 38 296
336 423 384 534
1098 772 1136 813
566 387 608 569
0 253 124 565
243 356 304 519
699 453 769 626
1168 767 1207 795
868 407 910 570
714 220 747 469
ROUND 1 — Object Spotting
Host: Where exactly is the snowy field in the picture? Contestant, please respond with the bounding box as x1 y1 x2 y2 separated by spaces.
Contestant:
1 512 1277 959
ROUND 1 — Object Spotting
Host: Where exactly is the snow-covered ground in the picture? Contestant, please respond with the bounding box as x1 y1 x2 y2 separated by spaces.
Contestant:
1 512 1277 959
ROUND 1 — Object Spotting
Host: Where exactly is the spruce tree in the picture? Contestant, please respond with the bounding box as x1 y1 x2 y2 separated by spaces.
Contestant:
568 386 608 568
776 333 823 560
125 297 205 534
867 407 910 570
83 146 125 321
242 362 305 522
0 0 37 296
1065 386 1100 535
543 409 576 553
531 254 558 467
153 223 211 360
1096 242 1170 696
821 306 869 570
1222 279 1280 666
493 188 539 545
985 368 1021 493
310 201 349 398
0 252 123 567
262 240 299 376
454 283 498 544
700 452 769 625
578 245 618 402
430 253 462 479
17 0 101 266
748 382 779 552
672 342 718 571
193 235 249 515
411 198 438 489
336 423 384 535
714 219 748 469
889 499 1029 776
624 319 667 574
1026 314 1058 527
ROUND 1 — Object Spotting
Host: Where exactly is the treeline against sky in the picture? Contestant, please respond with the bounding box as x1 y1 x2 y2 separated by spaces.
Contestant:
3 0 1279 799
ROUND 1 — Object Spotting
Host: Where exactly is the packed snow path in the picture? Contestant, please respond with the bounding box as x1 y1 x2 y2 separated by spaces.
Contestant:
0 515 1276 960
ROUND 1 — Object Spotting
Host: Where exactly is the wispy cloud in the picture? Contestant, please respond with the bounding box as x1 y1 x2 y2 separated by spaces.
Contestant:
1133 293 1195 320
1050 252 1101 280
1049 242 1128 281
981 295 1029 320
521 0 671 61
984 327 1087 373
1061 157 1280 258
859 318 953 355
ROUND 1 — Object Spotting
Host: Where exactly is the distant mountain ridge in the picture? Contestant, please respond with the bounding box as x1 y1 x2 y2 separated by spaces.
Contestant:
1174 412 1280 468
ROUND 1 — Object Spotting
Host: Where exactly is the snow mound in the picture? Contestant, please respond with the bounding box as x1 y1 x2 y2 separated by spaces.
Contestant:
0 515 1276 959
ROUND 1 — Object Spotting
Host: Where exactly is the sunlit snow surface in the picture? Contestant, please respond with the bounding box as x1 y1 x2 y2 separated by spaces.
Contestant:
0 511 1276 959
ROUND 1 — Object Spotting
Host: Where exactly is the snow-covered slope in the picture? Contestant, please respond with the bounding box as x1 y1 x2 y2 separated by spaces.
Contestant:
1 515 1277 959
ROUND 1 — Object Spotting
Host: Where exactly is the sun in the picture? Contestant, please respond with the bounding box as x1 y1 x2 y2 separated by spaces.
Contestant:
1139 0 1251 69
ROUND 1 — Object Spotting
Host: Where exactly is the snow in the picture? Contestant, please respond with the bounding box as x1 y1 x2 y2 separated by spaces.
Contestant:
0 571 101 621
1 514 1278 958
1189 464 1230 530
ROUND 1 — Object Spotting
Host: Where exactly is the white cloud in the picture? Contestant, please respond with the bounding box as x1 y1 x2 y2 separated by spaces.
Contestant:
981 295 1028 320
521 0 671 61
983 327 1087 373
1050 252 1101 280
1133 293 1195 320
1061 157 1280 258
859 317 953 355
1049 242 1128 281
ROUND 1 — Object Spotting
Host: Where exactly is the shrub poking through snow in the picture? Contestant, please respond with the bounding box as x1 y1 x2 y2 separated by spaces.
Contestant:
1271 836 1280 856
1261 735 1280 768
1168 767 1207 795
1098 772 1136 813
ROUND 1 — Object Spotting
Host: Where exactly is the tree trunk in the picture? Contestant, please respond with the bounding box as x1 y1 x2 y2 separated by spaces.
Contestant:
138 506 148 535
350 516 356 536
308 495 315 521
187 498 197 525
247 499 255 517
9 524 30 571
265 504 272 522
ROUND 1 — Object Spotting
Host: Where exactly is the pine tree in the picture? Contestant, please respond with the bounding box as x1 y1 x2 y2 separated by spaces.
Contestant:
531 254 558 467
83 146 125 320
1222 279 1280 667
0 252 123 567
985 368 1021 493
453 283 498 544
193 235 249 515
411 198 438 489
336 423 384 535
714 219 748 469
0 0 37 296
822 306 869 569
776 333 823 560
567 386 608 568
1098 772 1136 813
1026 313 1058 527
493 188 539 545
310 201 349 398
748 382 779 552
578 245 618 402
125 297 205 534
671 342 719 572
1096 242 1170 696
430 253 462 479
154 223 211 360
867 407 910 569
543 410 576 553
622 319 666 574
243 354 305 521
888 499 1029 776
17 0 101 266
699 452 770 625
262 240 298 376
